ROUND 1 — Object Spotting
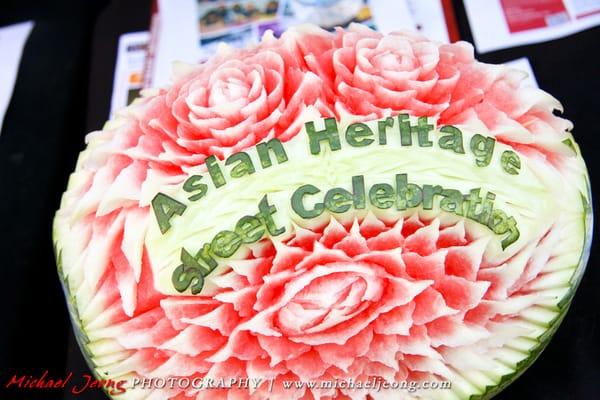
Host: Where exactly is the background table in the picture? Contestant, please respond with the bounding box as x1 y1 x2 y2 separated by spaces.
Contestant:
1 1 598 399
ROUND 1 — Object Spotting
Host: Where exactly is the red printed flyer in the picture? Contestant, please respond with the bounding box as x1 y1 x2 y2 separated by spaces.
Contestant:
500 0 570 33
464 0 600 52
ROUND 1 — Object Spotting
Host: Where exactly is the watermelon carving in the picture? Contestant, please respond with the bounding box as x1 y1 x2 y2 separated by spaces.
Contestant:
54 24 592 399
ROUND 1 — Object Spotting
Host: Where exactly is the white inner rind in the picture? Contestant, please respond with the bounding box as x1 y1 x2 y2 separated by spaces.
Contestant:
53 110 591 400
145 114 587 297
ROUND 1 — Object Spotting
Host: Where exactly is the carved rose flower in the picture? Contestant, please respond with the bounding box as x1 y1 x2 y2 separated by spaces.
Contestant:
53 24 579 400
299 24 571 157
95 214 549 399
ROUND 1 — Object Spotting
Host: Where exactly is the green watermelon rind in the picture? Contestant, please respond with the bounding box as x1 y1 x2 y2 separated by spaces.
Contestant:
470 307 570 400
54 192 592 400
472 176 593 400
55 246 121 399
55 248 94 365
52 135 593 400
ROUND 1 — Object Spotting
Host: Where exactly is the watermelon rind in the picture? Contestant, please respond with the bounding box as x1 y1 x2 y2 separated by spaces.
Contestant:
53 102 593 399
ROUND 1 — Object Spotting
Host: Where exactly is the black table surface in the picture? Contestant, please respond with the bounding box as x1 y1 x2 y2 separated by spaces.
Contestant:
0 1 598 399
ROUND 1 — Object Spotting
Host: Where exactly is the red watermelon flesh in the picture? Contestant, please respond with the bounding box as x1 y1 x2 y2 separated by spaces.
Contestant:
54 24 592 400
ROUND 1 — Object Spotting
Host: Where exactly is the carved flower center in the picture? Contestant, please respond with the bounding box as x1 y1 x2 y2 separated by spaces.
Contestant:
276 271 376 334
373 51 409 70
210 78 250 106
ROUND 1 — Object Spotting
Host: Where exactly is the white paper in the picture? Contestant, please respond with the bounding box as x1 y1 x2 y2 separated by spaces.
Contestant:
405 0 450 42
150 0 375 84
464 0 600 53
370 0 417 35
151 0 201 88
504 57 539 87
110 31 149 116
371 0 450 42
0 21 34 133
148 0 454 87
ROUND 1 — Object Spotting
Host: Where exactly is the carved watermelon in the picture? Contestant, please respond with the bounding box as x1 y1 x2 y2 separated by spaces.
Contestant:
54 24 592 399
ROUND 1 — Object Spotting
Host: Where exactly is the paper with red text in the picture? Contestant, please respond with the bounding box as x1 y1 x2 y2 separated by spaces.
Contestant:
464 0 600 52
